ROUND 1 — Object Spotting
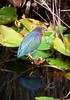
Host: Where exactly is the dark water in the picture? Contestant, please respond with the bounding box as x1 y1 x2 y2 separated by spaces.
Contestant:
0 70 70 100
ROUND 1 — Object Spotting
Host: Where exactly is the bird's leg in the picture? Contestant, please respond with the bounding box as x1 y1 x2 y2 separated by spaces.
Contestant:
27 54 34 64
28 54 45 66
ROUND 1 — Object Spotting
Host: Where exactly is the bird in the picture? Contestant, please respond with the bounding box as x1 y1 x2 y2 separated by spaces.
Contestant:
19 76 44 92
17 26 43 58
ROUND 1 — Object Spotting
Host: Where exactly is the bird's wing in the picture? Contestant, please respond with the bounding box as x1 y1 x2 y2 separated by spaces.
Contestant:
22 35 41 55
17 38 32 57
27 35 40 52
17 31 41 57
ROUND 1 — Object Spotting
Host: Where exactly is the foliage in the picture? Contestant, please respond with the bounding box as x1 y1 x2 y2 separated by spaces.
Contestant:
46 58 70 70
53 34 70 56
35 97 54 100
0 25 23 47
1 20 70 58
0 5 70 100
0 6 17 24
0 12 70 71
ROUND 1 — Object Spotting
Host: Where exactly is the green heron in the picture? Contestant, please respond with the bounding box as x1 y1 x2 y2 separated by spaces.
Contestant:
17 26 44 58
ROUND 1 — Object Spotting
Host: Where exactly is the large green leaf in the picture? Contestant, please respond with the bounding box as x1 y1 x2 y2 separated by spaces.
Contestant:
53 35 65 53
0 6 17 24
38 34 53 50
38 37 50 50
20 18 47 32
35 97 54 100
32 50 51 59
63 34 70 54
0 25 23 47
20 19 33 32
46 58 70 70
53 35 70 56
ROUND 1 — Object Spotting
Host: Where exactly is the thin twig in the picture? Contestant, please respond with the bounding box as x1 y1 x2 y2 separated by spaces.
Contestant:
61 91 70 99
66 12 70 18
1 69 14 72
34 0 70 28
58 0 61 26
61 9 70 12
32 9 49 24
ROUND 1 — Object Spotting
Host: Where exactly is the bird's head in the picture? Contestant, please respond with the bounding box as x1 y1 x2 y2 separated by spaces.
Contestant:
34 26 47 33
34 26 43 33
34 26 47 41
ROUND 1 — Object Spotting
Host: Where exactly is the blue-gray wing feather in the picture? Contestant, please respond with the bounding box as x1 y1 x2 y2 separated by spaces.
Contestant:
17 31 41 57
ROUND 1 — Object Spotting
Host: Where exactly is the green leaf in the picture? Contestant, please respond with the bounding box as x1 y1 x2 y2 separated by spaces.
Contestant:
53 35 65 53
56 25 67 34
20 19 32 32
20 18 47 33
32 50 51 59
0 6 17 24
20 55 28 60
45 34 54 47
38 34 53 50
38 37 50 50
43 30 53 36
46 58 70 70
53 35 70 56
20 27 29 35
65 72 70 80
0 25 23 47
63 34 70 53
64 34 70 39
35 97 54 100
